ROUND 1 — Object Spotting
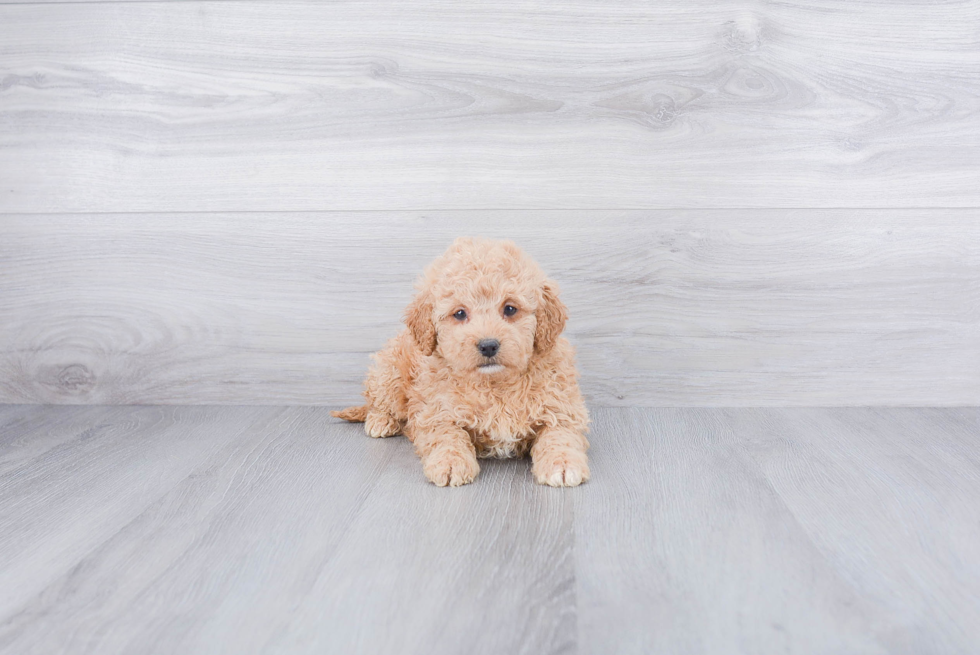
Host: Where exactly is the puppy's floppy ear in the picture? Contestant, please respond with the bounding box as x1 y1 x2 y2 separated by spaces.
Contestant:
404 291 437 356
534 280 568 355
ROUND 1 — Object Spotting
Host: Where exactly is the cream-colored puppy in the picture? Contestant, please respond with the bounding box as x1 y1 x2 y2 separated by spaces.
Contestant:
333 237 589 487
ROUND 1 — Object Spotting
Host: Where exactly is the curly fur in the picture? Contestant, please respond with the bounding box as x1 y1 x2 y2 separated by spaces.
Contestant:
332 237 590 487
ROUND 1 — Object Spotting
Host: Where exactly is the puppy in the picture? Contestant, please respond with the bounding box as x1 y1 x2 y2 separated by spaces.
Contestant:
333 237 589 487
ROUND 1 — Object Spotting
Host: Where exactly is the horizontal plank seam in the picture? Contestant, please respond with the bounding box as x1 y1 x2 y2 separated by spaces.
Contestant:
3 207 980 216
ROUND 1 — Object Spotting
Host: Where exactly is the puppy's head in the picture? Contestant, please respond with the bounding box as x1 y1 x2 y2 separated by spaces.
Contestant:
405 238 567 379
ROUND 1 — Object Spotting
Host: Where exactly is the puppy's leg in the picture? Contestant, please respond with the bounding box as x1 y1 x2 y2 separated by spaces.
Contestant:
364 409 402 439
531 426 590 487
363 377 403 438
413 425 480 487
362 336 409 438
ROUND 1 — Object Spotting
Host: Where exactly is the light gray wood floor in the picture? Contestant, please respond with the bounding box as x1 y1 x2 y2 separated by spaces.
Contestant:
1 405 978 654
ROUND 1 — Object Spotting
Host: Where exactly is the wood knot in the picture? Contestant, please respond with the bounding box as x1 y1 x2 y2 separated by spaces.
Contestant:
723 14 764 53
650 95 677 124
58 364 96 395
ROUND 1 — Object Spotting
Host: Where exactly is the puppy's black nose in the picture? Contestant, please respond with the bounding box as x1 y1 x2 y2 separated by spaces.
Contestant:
477 339 500 358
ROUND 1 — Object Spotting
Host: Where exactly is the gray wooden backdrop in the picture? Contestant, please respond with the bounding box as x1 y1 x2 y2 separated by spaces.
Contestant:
1 1 978 406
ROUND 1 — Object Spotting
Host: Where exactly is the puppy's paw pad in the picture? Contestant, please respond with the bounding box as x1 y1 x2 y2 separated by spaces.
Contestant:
365 411 401 438
533 452 590 487
423 451 480 487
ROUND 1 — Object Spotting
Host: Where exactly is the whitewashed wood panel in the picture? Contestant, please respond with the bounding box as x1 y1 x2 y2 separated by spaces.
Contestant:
575 407 980 653
267 431 574 655
1 210 977 406
3 406 979 653
1 0 979 211
0 405 573 655
577 408 885 654
0 405 286 621
728 407 980 654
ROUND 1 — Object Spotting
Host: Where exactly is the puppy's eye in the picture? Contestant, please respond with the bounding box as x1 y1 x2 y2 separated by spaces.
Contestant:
453 309 467 321
503 305 518 317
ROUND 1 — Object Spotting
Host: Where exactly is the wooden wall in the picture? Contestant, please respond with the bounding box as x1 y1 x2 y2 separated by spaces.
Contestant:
1 1 978 406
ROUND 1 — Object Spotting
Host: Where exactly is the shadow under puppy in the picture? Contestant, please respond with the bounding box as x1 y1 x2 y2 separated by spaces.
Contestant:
333 237 590 487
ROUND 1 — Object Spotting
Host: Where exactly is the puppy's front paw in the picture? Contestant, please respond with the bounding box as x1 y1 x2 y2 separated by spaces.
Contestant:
533 449 590 487
423 450 480 487
365 411 401 438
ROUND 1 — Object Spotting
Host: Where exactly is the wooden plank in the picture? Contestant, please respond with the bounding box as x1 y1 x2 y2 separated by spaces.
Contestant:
731 407 980 654
1 0 979 211
0 406 573 655
1 210 977 406
268 436 574 655
2 406 979 653
0 405 106 476
0 405 285 621
574 407 980 654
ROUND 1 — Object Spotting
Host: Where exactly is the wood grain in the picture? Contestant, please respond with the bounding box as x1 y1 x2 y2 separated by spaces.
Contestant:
0 405 573 655
1 210 977 406
2 0 979 211
574 407 980 654
0 405 287 621
729 408 980 655
2 406 979 653
267 437 574 655
0 405 105 476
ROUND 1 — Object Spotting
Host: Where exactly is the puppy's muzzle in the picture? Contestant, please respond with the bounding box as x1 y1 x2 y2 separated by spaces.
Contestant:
477 339 500 358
